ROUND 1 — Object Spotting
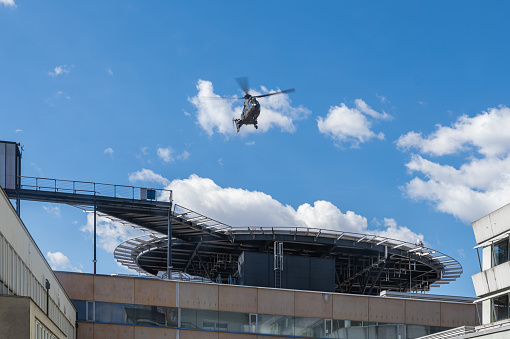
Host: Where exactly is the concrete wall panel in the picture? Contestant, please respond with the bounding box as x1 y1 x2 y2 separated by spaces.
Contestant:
93 323 134 339
295 291 332 319
219 285 258 313
179 282 218 310
134 278 176 307
93 275 134 304
56 272 94 300
487 205 510 240
472 213 495 244
134 326 177 338
179 329 219 339
368 297 405 323
472 271 489 297
333 294 369 321
257 288 294 316
76 322 94 339
0 297 30 339
219 333 256 339
405 300 440 326
440 302 476 327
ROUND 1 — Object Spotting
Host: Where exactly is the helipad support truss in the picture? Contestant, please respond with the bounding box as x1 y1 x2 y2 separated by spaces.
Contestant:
4 175 463 295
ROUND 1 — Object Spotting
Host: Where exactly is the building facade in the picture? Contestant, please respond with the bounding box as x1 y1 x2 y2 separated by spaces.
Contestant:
56 271 477 339
0 187 76 338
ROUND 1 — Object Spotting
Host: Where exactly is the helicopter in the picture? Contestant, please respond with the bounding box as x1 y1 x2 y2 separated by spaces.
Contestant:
227 78 295 133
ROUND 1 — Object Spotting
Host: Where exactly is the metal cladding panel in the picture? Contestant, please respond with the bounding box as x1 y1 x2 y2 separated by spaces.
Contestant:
0 142 18 190
0 143 5 188
238 251 272 288
310 257 335 292
238 251 335 292
286 255 310 291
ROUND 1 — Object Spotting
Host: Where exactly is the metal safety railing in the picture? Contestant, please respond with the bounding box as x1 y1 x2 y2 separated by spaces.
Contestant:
17 175 172 202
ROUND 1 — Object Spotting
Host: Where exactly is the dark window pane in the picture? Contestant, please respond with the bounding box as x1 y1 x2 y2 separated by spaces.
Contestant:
493 294 509 322
71 300 87 321
493 239 509 266
95 302 127 324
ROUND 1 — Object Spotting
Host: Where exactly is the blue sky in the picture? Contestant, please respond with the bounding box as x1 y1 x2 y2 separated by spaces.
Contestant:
3 1 510 297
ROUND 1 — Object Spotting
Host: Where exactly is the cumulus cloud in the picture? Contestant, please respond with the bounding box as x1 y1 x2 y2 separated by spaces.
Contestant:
157 147 173 162
188 79 310 136
0 0 15 7
397 106 510 157
46 251 82 272
104 148 113 156
80 213 144 252
43 205 61 217
165 174 422 243
48 65 71 77
157 147 190 163
398 106 510 223
317 99 391 148
128 168 170 186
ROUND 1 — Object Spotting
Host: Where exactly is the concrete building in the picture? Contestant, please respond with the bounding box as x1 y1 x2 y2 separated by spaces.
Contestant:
419 203 510 339
0 186 76 338
56 271 477 339
0 140 481 338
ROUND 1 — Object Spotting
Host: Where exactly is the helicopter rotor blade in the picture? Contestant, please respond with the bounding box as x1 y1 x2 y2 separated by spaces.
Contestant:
236 77 249 96
204 96 244 100
253 88 295 98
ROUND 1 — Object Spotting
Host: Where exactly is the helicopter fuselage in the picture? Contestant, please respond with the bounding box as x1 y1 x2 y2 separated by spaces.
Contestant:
235 97 260 132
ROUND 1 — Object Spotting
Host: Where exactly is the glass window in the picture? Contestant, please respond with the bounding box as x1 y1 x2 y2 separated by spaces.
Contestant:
125 304 166 327
493 294 510 322
95 302 126 324
71 300 87 321
218 311 251 333
493 239 509 267
180 308 197 329
166 307 178 327
86 301 95 322
196 309 220 330
294 317 326 338
258 314 294 336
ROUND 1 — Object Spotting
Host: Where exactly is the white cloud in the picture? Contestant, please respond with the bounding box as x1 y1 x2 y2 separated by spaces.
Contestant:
48 65 71 77
46 251 82 272
80 213 144 252
15 129 22 133
245 141 255 146
398 106 510 223
317 99 391 148
188 79 310 136
128 168 170 186
376 94 389 103
157 147 189 163
104 148 113 156
43 205 61 217
165 174 422 243
157 147 173 162
397 106 510 157
0 0 15 7
177 150 190 160
107 68 113 76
